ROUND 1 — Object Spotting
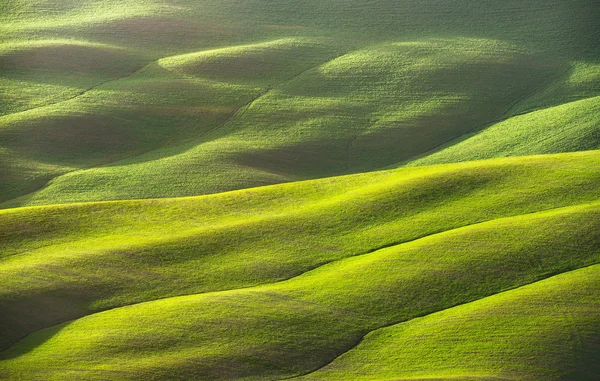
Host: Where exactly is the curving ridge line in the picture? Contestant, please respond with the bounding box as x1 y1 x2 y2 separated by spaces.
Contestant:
2 200 598 356
280 262 600 381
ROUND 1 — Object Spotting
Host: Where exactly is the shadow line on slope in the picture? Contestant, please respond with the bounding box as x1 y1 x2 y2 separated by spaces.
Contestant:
2 59 155 120
0 82 267 209
0 59 158 207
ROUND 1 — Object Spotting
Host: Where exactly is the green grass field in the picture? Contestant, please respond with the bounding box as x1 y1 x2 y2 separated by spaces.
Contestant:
299 264 600 381
1 0 599 379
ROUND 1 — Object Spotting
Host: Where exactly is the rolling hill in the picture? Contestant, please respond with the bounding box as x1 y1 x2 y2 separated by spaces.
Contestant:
1 191 599 379
1 0 599 206
1 0 599 380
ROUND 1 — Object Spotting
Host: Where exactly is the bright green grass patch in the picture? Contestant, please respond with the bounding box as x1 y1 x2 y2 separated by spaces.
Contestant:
1 151 599 350
300 264 600 381
1 203 599 380
406 96 600 167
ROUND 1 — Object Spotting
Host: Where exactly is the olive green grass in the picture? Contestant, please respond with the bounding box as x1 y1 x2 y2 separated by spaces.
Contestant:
1 0 599 206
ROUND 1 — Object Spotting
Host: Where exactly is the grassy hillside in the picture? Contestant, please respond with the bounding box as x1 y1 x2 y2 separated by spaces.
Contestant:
1 151 599 349
405 96 600 167
0 37 571 207
299 264 600 381
0 0 599 206
1 202 599 380
2 1 599 379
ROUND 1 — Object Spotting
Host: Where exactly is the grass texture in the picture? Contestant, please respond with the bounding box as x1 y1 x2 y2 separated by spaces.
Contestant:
1 151 599 349
299 264 600 381
1 1 599 379
1 201 599 379
0 0 598 205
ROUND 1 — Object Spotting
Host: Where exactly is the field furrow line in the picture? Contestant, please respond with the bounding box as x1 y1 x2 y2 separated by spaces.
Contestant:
3 200 598 355
280 261 600 381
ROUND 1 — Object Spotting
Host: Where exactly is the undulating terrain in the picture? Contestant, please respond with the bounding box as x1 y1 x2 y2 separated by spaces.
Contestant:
1 0 599 380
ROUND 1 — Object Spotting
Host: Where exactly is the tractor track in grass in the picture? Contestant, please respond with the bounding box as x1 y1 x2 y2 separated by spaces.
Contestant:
278 261 600 381
199 47 352 140
2 201 598 355
1 60 156 120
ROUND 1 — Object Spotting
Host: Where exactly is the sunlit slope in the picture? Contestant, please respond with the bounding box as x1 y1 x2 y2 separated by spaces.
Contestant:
1 151 599 350
298 265 600 381
405 96 600 167
3 38 569 207
1 204 598 380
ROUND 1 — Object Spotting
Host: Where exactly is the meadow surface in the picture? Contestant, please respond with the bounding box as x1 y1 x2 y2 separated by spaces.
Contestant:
1 0 599 380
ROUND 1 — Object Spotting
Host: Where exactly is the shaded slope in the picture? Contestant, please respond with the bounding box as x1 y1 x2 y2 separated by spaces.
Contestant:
0 40 147 116
1 203 599 380
299 265 600 381
510 61 600 114
158 38 343 86
1 151 600 350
